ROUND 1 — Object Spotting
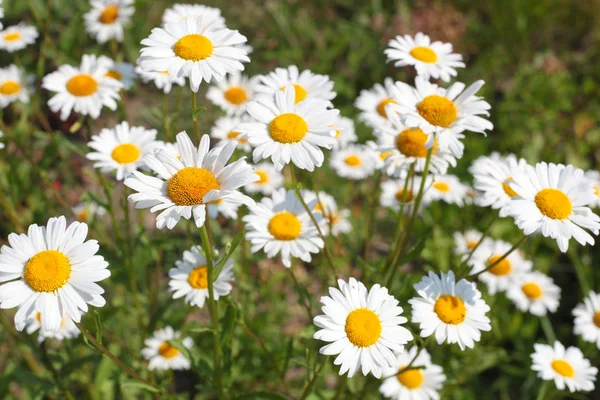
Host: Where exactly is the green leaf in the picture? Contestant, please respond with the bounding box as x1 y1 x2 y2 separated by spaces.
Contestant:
280 338 294 379
220 303 238 344
121 380 160 393
93 311 103 345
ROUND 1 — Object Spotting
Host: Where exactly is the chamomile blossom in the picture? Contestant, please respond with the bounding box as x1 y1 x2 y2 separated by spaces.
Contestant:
453 230 485 255
584 170 600 208
506 271 560 316
86 121 159 181
139 18 249 92
244 162 283 196
243 188 323 268
0 216 110 332
531 341 597 392
0 64 29 108
72 201 106 223
505 162 600 252
303 191 352 237
354 78 397 129
98 56 136 90
409 270 491 350
208 199 240 219
125 132 257 230
424 175 468 206
330 144 380 180
254 65 335 105
207 73 255 115
313 278 413 378
573 291 600 349
141 326 193 371
168 245 234 308
42 54 122 121
84 0 134 43
330 116 357 149
380 174 430 214
25 311 80 343
0 24 38 52
384 32 465 82
135 66 185 93
210 115 252 152
0 131 4 149
162 3 225 28
154 140 180 158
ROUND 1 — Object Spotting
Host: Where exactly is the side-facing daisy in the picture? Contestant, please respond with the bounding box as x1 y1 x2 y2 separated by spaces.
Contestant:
139 18 249 92
506 271 560 316
453 229 485 255
125 131 257 229
239 85 338 171
168 245 234 308
243 188 323 268
424 175 468 206
84 0 134 43
384 32 465 82
331 115 357 150
0 216 110 332
584 170 600 208
304 191 352 237
330 144 380 180
380 347 446 400
531 341 597 392
0 24 38 52
162 3 225 28
254 65 335 105
0 131 5 149
244 162 283 196
354 78 397 129
207 73 255 115
87 121 159 181
313 278 413 378
141 326 193 371
210 115 252 152
0 64 29 108
208 199 240 220
506 162 600 252
135 66 185 94
380 174 429 214
72 201 106 222
573 291 600 349
98 56 136 90
25 311 81 342
409 270 491 350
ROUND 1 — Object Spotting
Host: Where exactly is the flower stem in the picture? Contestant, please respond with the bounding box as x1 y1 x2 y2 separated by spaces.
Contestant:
458 213 499 270
299 355 328 400
288 267 313 320
191 91 200 142
568 247 591 295
540 315 557 343
363 171 382 264
162 93 170 141
465 234 528 280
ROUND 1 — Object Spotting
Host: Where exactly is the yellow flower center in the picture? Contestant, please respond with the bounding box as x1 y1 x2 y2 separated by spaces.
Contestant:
344 154 362 166
397 367 424 389
433 181 450 192
376 98 397 118
268 212 301 241
4 32 21 42
77 210 88 222
36 312 42 322
396 128 435 158
521 282 542 299
502 177 519 197
594 185 600 197
379 151 392 160
534 188 572 219
344 308 382 347
487 255 512 276
158 342 180 359
99 5 119 24
334 130 342 138
111 143 140 164
105 69 122 81
224 86 248 105
188 265 208 289
409 46 438 63
255 170 269 184
417 95 457 128
66 74 99 97
167 167 220 206
396 188 414 202
173 34 213 61
434 295 466 325
467 241 478 250
280 84 307 104
269 113 308 143
551 360 574 378
226 131 248 144
24 250 71 292
0 80 21 95
593 311 600 328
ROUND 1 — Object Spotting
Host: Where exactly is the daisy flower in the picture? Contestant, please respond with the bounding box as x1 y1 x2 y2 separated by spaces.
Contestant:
0 64 29 108
380 347 446 400
162 3 225 28
506 271 560 316
304 191 352 237
154 141 180 158
239 85 339 171
84 0 134 44
139 18 250 92
0 216 110 332
354 78 397 129
314 278 413 378
384 32 465 82
86 121 159 181
243 188 324 268
584 170 600 208
573 291 600 349
125 132 257 230
208 199 240 220
135 66 185 94
254 65 335 105
0 131 4 149
207 73 256 115
97 56 136 90
531 341 597 392
380 175 430 214
424 175 469 206
389 77 493 157
72 201 106 222
409 270 491 350
42 54 122 121
453 229 485 255
330 115 357 150
467 239 533 294
244 162 283 196
0 24 38 52
141 326 193 371
506 162 600 252
210 115 252 153
330 144 380 180
470 152 529 217
168 245 234 308
25 311 80 343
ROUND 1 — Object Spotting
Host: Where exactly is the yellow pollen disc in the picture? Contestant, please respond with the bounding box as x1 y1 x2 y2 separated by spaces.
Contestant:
396 128 435 158
502 177 519 197
344 308 382 347
551 360 574 378
226 131 248 143
534 188 572 219
66 74 99 97
188 265 208 289
376 98 397 118
0 80 21 95
397 367 424 389
487 255 512 276
269 113 308 143
280 84 307 104
593 311 600 328
344 154 362 166
521 282 542 299
4 32 21 42
77 210 88 222
467 241 478 250
268 212 301 241
174 34 213 61
396 188 414 202
224 86 248 105
334 130 342 138
36 312 42 322
105 69 122 81
167 167 219 206
594 186 600 197
379 151 392 160
99 5 119 24
410 46 438 63
434 295 466 325
24 250 71 292
433 181 450 192
417 95 457 128
158 342 180 359
255 170 269 184
111 143 140 164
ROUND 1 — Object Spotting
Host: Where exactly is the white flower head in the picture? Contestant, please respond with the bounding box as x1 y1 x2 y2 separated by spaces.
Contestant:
84 0 135 43
135 65 185 94
254 65 336 105
141 326 193 371
162 3 225 28
573 291 600 349
330 144 380 180
210 115 253 153
303 191 352 237
330 115 357 150
0 24 38 52
0 64 30 107
424 175 469 206
354 78 397 130
207 72 256 116
72 201 106 223
244 162 283 196
25 311 81 343
380 174 430 214
97 56 137 90
584 170 600 208
506 271 560 316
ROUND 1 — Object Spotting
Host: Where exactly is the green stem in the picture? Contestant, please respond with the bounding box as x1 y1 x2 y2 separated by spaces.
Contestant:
288 267 313 320
540 315 557 343
299 355 328 400
459 213 499 269
162 93 170 141
569 247 591 295
191 92 200 142
466 234 528 280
